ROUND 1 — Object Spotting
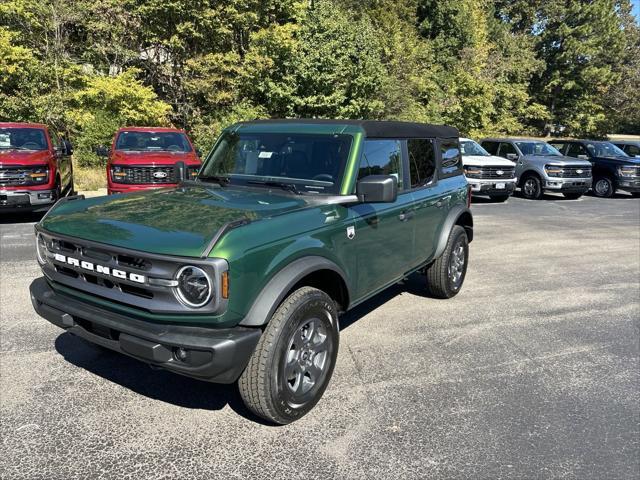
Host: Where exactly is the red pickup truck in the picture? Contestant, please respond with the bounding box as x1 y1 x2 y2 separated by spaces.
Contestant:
100 127 202 194
0 122 74 212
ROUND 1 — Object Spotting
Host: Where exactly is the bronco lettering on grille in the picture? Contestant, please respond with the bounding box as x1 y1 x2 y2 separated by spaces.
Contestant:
52 253 146 284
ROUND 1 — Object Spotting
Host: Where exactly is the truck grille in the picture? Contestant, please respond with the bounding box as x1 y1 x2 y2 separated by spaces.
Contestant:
561 166 592 178
466 166 516 179
0 165 48 186
112 165 200 184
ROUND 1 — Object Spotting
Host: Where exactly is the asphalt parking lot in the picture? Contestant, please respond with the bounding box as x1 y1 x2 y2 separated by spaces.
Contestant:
1 192 639 480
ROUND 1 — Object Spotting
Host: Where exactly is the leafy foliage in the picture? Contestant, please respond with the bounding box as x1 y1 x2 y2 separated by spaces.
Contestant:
0 0 638 156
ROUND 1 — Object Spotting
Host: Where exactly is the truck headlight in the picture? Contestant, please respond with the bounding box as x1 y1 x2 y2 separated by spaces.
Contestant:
618 166 638 178
464 166 482 179
111 165 127 183
175 266 212 308
545 165 564 177
28 166 49 184
36 233 48 265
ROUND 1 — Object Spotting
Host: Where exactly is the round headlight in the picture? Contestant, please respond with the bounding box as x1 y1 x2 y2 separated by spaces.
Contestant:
36 233 48 264
175 266 212 308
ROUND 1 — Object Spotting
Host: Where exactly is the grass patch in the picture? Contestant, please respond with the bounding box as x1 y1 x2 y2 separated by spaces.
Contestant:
73 160 106 191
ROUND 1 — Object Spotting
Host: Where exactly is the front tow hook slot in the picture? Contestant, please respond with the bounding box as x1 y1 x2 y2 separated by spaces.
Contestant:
61 313 74 327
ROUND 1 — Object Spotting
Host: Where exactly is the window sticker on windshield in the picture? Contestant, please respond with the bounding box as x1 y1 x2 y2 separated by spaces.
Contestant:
258 151 273 159
0 134 9 147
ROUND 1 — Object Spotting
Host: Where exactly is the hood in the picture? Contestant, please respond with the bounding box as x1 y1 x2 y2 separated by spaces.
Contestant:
524 155 592 166
462 155 515 167
0 149 51 166
40 184 314 257
111 150 200 166
591 155 640 166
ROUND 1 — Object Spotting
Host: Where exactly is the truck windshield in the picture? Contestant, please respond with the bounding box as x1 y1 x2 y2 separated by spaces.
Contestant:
0 127 48 151
115 131 192 152
585 142 628 158
460 140 490 156
199 131 353 194
515 141 562 156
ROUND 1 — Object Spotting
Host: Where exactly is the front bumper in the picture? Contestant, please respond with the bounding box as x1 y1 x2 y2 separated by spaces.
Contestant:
544 178 592 193
0 188 56 211
616 178 640 193
30 277 261 384
467 178 517 196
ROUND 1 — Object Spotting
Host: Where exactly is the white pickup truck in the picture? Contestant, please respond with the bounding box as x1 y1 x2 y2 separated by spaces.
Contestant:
460 138 517 202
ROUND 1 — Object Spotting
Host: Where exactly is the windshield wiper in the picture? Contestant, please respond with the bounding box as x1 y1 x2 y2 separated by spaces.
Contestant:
247 180 300 194
197 174 230 186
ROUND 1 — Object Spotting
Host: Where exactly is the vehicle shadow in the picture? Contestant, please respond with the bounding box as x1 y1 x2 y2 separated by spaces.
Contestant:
53 332 270 425
53 273 428 424
0 211 45 224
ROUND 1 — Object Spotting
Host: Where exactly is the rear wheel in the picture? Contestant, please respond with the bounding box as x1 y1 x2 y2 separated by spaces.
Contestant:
562 192 583 200
425 225 469 299
592 176 615 198
238 287 339 425
521 174 543 200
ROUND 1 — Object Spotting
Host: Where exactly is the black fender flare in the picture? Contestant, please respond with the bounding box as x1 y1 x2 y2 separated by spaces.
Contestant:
239 256 350 327
433 205 473 260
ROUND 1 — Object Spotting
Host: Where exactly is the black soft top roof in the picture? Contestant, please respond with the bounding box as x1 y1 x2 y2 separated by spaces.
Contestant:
238 119 459 139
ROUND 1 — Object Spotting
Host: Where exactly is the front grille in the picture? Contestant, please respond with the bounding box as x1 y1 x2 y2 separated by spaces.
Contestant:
467 166 516 179
116 165 177 184
560 166 592 178
112 165 200 184
0 165 48 186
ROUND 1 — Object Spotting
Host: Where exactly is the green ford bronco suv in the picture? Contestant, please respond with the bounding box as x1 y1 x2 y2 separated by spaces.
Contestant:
30 120 473 424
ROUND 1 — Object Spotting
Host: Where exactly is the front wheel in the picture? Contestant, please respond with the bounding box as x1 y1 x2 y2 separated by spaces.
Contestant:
592 176 615 198
562 192 583 200
425 225 469 299
521 174 543 200
238 287 339 425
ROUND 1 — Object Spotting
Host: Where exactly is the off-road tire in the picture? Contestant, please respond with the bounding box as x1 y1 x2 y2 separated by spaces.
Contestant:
492 194 509 202
592 176 615 198
425 225 469 299
238 286 339 425
520 173 543 200
562 192 583 200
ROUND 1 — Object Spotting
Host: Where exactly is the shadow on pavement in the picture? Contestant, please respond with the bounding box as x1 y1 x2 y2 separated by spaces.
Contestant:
0 211 45 224
53 273 432 423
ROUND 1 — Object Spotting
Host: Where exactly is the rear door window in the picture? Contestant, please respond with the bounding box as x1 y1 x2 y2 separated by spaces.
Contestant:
567 143 589 158
482 141 499 155
408 139 436 188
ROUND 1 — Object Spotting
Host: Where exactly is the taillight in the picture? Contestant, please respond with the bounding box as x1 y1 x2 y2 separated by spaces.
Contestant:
467 185 472 208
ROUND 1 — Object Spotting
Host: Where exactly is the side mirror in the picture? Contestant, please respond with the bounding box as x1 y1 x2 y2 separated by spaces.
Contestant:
176 160 186 182
506 153 518 161
63 140 73 156
95 146 109 158
356 175 398 203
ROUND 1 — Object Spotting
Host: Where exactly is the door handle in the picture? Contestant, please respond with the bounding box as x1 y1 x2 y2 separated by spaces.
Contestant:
435 195 451 208
398 211 414 221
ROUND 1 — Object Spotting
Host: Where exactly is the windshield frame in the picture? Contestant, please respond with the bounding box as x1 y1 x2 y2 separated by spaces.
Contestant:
515 141 563 157
460 140 491 157
114 130 193 153
0 127 49 151
198 130 354 195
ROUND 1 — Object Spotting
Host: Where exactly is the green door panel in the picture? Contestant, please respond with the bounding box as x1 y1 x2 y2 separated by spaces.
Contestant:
346 191 416 298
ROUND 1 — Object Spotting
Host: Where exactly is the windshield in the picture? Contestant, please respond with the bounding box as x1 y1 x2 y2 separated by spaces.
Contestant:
199 131 353 194
515 141 562 156
460 140 490 156
585 141 628 158
115 131 192 152
0 127 48 151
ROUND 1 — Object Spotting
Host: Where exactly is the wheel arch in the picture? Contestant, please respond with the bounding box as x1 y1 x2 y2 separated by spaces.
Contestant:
518 169 542 187
433 205 473 260
239 256 351 327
